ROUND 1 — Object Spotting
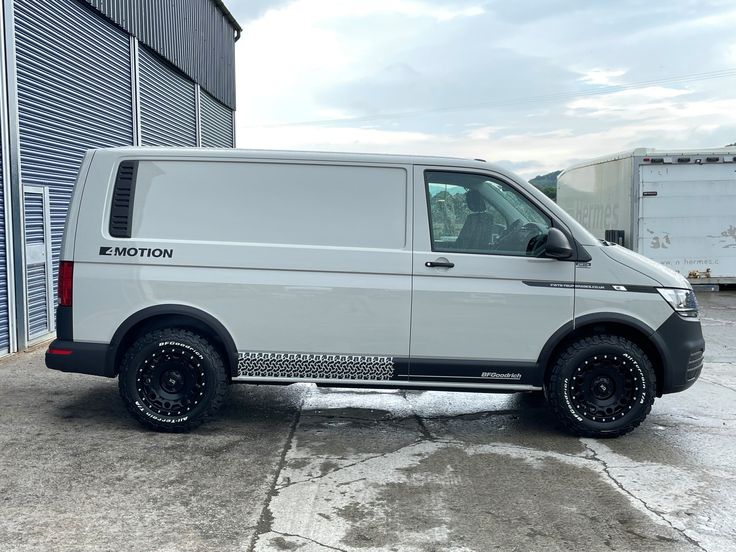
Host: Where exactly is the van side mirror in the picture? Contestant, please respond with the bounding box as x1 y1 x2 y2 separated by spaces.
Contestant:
545 227 573 259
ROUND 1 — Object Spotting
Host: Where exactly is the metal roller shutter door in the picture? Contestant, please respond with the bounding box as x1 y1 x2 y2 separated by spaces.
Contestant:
14 0 133 336
23 188 52 340
0 141 8 352
200 90 234 147
139 47 197 146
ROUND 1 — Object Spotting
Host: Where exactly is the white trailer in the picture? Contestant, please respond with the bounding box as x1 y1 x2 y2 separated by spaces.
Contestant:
558 148 736 285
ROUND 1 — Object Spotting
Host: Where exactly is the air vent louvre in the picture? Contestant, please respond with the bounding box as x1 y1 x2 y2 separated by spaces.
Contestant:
109 160 138 238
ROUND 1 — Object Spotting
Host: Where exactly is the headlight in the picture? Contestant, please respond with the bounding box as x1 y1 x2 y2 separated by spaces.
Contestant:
657 288 699 318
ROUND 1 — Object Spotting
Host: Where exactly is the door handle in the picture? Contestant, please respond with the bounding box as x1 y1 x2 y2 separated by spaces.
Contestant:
425 259 455 268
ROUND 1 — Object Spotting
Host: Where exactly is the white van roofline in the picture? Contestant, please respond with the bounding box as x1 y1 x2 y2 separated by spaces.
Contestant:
91 147 499 172
90 146 599 246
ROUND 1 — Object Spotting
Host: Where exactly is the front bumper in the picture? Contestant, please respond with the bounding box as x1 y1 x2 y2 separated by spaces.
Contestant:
45 339 114 378
654 313 705 394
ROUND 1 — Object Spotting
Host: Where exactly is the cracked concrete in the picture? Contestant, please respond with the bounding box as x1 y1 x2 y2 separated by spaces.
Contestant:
247 400 304 552
581 441 707 551
1 291 735 551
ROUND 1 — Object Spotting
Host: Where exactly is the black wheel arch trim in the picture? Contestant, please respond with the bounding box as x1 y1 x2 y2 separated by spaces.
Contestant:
538 312 669 389
108 304 239 377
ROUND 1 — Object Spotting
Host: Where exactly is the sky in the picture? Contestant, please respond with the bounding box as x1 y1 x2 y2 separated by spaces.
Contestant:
224 0 736 179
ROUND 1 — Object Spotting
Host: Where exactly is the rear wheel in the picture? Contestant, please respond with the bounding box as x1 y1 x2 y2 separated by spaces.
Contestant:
547 335 656 438
118 329 228 432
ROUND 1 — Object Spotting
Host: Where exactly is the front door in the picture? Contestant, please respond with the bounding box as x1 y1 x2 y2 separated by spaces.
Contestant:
409 167 575 388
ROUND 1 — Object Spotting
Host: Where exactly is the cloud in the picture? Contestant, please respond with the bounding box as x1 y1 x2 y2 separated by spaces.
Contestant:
227 0 294 22
465 126 506 141
317 44 577 122
230 0 736 178
728 43 736 63
488 0 587 23
578 68 628 86
566 88 736 125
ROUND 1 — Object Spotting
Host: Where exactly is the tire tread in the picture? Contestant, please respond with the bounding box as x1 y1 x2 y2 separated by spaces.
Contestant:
118 328 228 432
547 334 656 438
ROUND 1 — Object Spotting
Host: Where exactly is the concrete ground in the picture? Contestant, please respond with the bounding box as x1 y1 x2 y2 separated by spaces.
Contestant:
0 292 734 552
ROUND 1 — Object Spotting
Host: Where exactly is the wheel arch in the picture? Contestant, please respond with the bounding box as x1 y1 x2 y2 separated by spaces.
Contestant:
107 305 239 378
538 313 668 397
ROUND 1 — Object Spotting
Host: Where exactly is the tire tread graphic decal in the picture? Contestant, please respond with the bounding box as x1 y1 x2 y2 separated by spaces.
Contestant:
237 352 395 380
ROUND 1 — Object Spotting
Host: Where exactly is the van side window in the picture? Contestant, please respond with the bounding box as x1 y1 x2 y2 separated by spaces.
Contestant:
425 171 551 257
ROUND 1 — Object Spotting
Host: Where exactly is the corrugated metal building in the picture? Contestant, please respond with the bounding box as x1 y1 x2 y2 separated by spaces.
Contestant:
0 0 240 353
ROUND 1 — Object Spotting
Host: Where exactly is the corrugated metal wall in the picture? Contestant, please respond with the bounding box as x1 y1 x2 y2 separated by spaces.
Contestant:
13 0 134 338
200 90 234 147
2 0 236 350
139 46 197 147
0 137 8 352
81 0 238 109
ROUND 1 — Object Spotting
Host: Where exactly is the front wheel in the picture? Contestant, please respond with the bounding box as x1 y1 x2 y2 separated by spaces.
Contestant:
118 329 229 432
546 335 656 438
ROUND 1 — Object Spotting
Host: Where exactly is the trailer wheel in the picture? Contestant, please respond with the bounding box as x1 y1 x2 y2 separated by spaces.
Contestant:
118 328 229 432
546 335 656 438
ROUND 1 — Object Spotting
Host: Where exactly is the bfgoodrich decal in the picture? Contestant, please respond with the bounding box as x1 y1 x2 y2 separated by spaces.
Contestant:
481 371 522 380
99 246 173 258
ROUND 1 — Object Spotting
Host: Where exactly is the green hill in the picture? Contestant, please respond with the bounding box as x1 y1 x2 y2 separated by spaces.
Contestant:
529 170 561 201
529 170 561 189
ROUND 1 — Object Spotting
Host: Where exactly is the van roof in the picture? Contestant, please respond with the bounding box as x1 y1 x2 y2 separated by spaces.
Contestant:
92 147 500 172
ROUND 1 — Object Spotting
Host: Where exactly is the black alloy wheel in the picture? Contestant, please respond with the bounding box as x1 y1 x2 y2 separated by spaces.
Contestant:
136 343 207 418
118 328 228 432
567 353 643 424
547 335 656 437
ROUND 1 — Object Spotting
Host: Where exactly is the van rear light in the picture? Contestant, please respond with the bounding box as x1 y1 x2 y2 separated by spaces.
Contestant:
58 261 73 307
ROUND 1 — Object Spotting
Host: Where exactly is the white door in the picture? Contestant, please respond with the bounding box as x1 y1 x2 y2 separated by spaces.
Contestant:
638 164 736 278
409 167 575 387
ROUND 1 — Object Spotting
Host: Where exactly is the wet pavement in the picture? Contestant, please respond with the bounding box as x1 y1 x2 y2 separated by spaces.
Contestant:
1 291 735 551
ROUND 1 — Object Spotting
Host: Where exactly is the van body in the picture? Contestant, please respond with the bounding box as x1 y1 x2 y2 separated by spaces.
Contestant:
46 148 704 436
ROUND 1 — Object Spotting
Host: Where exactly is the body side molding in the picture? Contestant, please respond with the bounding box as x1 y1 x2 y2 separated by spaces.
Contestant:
523 281 658 293
230 376 541 392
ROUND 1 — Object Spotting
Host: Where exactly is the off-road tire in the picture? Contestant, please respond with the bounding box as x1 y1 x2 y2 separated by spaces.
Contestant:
118 329 229 432
547 335 656 438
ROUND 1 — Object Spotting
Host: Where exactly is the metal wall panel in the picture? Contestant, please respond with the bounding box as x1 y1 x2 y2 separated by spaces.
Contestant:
200 89 234 147
82 0 239 109
0 131 8 352
139 46 197 147
13 0 133 319
1 0 20 354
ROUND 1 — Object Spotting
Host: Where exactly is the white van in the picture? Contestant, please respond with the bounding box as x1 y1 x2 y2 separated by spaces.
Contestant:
46 148 704 437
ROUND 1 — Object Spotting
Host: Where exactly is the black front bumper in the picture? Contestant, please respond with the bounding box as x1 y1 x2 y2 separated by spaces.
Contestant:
654 313 705 394
45 339 114 378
